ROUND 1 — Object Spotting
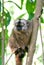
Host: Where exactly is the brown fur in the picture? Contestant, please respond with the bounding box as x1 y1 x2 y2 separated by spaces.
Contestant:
15 54 22 65
8 21 33 65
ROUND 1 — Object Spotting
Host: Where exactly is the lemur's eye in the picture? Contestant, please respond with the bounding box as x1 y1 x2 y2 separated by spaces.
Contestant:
15 22 25 27
21 23 25 26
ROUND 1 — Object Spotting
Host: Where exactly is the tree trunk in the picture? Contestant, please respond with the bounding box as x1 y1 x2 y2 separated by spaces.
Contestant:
26 0 42 65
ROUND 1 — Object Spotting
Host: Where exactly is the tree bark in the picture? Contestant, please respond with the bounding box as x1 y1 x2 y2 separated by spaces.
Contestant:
43 0 44 6
26 0 42 65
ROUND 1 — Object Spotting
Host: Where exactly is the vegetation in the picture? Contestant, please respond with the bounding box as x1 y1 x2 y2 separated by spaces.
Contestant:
0 0 44 65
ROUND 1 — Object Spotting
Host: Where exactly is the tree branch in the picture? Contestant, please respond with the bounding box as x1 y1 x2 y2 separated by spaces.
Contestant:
4 1 23 9
26 0 42 65
43 0 44 6
34 0 42 19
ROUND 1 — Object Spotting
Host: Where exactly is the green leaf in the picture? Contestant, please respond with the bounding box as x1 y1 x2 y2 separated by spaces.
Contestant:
40 17 44 23
0 32 2 56
0 2 1 23
4 29 9 47
0 1 1 12
26 0 36 14
16 13 26 19
28 13 34 20
0 22 2 27
0 57 2 65
21 0 24 8
0 33 2 65
3 10 11 27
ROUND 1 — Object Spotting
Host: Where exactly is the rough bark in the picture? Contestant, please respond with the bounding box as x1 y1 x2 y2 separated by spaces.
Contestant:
26 0 42 65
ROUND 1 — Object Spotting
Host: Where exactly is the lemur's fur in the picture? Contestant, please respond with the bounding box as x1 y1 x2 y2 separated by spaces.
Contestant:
8 19 33 65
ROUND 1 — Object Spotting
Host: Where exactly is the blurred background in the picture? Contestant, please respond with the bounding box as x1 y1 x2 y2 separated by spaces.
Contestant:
0 0 44 65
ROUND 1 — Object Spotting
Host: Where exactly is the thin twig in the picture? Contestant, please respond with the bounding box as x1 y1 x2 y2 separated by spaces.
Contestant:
4 1 23 9
5 52 14 65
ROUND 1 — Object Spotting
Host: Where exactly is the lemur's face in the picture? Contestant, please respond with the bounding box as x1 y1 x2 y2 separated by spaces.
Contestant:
14 19 28 31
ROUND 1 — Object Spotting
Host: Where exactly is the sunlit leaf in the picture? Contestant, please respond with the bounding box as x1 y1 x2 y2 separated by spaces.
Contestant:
0 22 2 27
0 57 2 65
16 13 26 19
3 10 11 27
0 2 1 24
28 13 34 20
0 2 1 12
21 0 24 8
26 0 36 14
40 17 44 23
0 32 2 56
4 29 9 47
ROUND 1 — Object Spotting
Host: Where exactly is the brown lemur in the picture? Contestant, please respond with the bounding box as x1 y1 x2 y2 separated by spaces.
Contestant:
8 19 33 65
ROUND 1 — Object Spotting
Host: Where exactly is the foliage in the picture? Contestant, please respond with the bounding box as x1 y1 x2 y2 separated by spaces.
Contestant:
26 0 36 20
0 2 1 12
0 9 11 27
4 29 9 48
16 13 26 19
0 57 2 65
0 32 2 56
26 0 36 14
40 17 44 23
38 55 43 63
28 13 34 20
3 10 11 27
0 32 2 65
0 0 44 65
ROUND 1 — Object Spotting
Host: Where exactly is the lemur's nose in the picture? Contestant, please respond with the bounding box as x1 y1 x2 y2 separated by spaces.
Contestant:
17 20 22 31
